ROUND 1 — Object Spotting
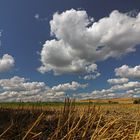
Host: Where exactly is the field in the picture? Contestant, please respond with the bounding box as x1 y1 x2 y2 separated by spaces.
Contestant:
0 98 140 140
79 97 136 104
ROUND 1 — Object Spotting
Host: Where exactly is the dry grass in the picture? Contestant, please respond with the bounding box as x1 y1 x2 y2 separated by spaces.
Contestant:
80 97 136 104
0 99 140 140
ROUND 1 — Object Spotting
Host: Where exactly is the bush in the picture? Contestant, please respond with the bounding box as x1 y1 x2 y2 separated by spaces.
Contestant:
133 99 140 104
108 101 119 104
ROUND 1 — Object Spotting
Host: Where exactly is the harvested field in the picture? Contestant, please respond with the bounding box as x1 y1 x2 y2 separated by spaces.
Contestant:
0 99 140 140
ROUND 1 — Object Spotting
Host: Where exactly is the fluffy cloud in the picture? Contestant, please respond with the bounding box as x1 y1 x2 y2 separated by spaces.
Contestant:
0 76 47 102
73 81 140 99
0 76 87 102
52 81 87 92
123 88 140 97
83 64 101 80
0 76 46 91
0 54 15 73
111 81 140 91
2 76 139 101
73 80 140 100
38 9 140 76
91 89 115 98
115 65 140 79
83 72 100 80
73 88 122 100
107 78 129 84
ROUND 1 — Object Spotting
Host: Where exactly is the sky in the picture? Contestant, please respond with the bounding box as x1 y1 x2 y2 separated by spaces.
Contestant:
0 0 140 101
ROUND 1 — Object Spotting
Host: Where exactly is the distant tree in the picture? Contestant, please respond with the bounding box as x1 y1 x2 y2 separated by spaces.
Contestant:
108 100 112 104
133 99 140 104
108 100 118 104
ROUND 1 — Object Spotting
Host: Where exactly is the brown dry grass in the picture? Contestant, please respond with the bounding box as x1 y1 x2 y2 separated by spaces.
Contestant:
0 98 140 140
80 97 136 104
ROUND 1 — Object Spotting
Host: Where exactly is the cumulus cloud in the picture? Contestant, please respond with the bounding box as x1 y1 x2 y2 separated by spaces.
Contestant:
0 54 15 73
82 64 140 98
107 78 129 84
122 87 140 98
111 81 140 91
83 72 100 80
73 81 140 99
115 65 140 79
0 76 87 102
38 9 140 76
0 76 46 91
73 79 140 100
2 76 139 101
0 76 48 102
52 81 87 92
83 64 101 80
73 88 122 100
91 89 115 97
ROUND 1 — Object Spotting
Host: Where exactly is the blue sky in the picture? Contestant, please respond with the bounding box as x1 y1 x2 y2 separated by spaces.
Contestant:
0 0 140 101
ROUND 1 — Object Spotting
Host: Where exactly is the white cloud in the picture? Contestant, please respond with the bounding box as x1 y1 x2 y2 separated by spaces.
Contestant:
0 76 87 102
0 54 15 73
111 81 140 91
34 14 40 20
83 63 101 80
125 88 140 97
107 78 129 84
0 76 46 91
0 76 48 102
0 76 57 102
73 80 140 100
84 72 100 80
1 77 138 101
34 13 47 21
38 9 140 76
52 81 87 92
73 88 121 100
91 89 117 99
115 65 140 79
